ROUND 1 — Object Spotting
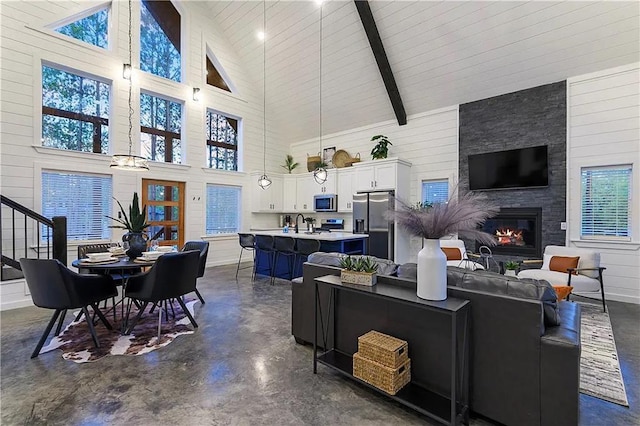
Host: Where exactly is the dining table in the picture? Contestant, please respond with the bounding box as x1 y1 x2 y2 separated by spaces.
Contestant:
72 256 156 332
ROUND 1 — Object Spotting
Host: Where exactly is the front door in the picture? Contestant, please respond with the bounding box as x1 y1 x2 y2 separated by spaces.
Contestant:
142 179 185 249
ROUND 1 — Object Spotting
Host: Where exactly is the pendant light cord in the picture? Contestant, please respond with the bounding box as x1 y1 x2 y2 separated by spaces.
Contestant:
319 3 322 155
263 0 267 175
127 0 133 157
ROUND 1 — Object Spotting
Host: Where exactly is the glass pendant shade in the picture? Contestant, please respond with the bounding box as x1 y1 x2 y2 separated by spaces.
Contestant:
313 166 327 184
110 154 149 171
258 174 272 189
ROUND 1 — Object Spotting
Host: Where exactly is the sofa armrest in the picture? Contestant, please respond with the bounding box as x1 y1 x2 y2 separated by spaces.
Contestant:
540 301 581 426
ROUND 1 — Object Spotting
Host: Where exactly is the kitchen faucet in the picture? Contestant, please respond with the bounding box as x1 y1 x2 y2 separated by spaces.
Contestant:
294 213 305 234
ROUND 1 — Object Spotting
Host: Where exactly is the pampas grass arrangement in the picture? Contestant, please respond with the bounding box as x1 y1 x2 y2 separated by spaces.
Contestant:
390 191 499 245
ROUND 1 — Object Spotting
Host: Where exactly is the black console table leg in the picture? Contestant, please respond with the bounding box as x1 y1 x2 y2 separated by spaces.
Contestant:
313 281 318 374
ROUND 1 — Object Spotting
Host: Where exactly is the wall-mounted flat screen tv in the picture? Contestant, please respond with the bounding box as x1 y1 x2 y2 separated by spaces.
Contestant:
468 145 548 190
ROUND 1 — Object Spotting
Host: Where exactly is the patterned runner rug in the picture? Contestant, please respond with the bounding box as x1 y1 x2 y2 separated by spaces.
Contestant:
39 299 197 363
579 303 629 406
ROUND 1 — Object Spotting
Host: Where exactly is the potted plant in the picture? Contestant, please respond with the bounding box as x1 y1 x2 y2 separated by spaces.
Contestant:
106 192 150 259
304 217 316 232
281 154 299 174
370 135 392 160
339 256 379 286
504 261 519 277
388 190 498 300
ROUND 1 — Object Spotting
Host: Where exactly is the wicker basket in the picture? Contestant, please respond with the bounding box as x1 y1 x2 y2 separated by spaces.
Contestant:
307 152 321 172
353 352 411 395
358 330 408 368
345 152 361 167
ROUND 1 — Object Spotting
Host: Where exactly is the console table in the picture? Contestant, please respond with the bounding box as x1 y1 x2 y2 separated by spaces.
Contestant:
313 275 470 426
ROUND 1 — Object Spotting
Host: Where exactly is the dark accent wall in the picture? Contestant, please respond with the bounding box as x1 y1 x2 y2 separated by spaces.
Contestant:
459 81 567 260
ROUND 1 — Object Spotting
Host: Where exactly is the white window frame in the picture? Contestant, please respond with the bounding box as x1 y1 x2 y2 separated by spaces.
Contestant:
205 108 242 172
205 184 241 235
580 164 632 241
139 90 184 164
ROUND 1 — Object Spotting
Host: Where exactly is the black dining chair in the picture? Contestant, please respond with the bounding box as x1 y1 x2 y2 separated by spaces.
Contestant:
254 235 275 282
273 236 296 284
236 233 256 279
19 258 117 359
181 240 209 304
294 239 321 277
124 250 200 339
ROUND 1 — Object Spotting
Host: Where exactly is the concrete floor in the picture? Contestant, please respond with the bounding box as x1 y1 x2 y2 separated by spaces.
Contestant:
1 264 638 425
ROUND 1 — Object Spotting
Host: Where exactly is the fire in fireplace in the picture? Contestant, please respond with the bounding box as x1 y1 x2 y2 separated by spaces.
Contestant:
480 208 542 257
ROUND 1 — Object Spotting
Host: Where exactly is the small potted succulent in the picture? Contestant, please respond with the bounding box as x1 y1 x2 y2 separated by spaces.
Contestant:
504 261 519 277
339 255 379 286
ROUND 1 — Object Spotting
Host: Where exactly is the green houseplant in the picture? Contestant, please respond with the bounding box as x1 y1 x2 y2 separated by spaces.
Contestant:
370 135 392 160
504 260 519 276
106 192 150 258
281 154 299 174
339 255 379 286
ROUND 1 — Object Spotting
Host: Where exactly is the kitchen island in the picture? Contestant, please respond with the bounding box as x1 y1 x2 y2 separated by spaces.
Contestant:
250 230 368 279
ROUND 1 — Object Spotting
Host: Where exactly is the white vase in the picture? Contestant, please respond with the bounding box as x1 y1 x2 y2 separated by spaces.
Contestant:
417 239 447 300
504 269 517 277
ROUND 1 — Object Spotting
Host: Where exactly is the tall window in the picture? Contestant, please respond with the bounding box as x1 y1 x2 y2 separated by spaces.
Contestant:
42 65 110 153
42 171 112 241
206 185 240 234
206 111 238 171
422 180 449 205
140 93 182 164
140 0 181 82
581 165 632 239
54 7 109 49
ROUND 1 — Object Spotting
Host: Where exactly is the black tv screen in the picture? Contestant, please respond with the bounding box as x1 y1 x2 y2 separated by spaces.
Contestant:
468 146 548 190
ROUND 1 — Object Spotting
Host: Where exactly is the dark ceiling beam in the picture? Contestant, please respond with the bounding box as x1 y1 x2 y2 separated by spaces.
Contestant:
353 0 407 126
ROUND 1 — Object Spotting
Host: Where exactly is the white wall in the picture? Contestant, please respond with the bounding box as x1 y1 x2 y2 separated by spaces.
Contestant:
289 106 459 261
0 1 287 309
567 63 640 304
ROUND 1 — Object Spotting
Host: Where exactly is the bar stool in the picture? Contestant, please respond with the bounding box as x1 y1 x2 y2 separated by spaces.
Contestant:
273 236 296 284
254 235 275 281
236 233 256 279
294 239 321 277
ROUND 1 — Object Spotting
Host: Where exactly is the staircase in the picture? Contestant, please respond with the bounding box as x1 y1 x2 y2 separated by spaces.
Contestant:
1 195 67 281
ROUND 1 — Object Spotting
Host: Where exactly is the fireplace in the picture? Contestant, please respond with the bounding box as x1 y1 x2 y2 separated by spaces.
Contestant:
480 208 542 258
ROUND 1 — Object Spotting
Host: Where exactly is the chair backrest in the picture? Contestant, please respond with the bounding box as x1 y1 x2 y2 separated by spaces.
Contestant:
239 233 255 249
255 235 274 251
542 245 600 278
274 236 295 253
19 258 73 309
440 239 468 260
78 243 111 259
145 250 200 300
296 239 321 256
181 240 209 278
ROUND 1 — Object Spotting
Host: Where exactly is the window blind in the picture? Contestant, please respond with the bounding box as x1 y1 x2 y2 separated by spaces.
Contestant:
422 180 449 205
581 165 632 239
206 184 240 235
42 171 112 241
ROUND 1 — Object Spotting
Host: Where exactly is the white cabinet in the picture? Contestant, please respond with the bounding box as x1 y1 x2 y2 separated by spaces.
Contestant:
251 173 283 212
316 169 336 194
354 160 400 192
282 175 297 212
337 168 356 212
296 174 315 213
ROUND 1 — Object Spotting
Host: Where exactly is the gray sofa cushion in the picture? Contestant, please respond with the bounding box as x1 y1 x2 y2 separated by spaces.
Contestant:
397 262 417 279
306 252 398 276
447 267 560 326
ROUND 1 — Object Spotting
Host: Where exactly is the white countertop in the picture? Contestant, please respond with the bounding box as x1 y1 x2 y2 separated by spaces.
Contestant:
250 230 367 241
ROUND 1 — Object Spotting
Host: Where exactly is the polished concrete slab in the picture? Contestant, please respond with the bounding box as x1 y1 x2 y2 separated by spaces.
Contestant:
1 264 638 425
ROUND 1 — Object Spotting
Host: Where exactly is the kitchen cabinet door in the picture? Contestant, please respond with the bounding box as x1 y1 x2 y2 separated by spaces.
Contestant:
270 176 283 211
319 169 336 194
282 175 297 212
296 174 314 212
251 173 283 212
337 168 356 212
373 162 397 190
354 165 375 192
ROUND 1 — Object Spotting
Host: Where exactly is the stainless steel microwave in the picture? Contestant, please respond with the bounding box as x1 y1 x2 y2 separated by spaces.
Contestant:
314 194 338 212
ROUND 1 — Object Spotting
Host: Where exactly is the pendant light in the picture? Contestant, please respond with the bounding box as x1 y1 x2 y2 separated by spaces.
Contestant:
313 2 327 185
110 0 149 172
257 0 272 190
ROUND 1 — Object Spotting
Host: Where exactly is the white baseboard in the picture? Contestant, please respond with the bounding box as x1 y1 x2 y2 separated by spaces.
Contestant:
1 298 33 311
573 291 639 305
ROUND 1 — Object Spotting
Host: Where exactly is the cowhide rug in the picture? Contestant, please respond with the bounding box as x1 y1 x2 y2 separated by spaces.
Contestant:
39 299 198 363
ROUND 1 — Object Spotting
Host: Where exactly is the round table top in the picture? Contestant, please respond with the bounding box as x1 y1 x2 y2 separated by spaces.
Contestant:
72 257 155 270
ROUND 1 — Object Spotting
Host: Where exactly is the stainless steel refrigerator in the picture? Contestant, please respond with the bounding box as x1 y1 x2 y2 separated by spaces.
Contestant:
352 191 394 260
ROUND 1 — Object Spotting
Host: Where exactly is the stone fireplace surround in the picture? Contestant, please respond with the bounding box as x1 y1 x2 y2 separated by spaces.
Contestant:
459 81 567 263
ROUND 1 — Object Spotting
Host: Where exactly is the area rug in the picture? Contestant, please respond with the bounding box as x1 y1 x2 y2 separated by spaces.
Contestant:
579 302 629 406
39 299 197 363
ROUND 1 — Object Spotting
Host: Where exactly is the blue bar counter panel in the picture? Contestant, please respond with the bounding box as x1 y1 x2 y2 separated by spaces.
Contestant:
252 231 369 279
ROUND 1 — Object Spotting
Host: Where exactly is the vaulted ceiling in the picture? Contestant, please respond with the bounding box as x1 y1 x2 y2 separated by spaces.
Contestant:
205 1 640 144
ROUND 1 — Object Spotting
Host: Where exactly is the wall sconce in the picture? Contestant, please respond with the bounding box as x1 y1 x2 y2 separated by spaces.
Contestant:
193 87 201 101
123 64 132 80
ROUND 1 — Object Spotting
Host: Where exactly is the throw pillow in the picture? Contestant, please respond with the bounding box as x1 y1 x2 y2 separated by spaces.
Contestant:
549 256 579 275
441 247 462 261
553 286 573 301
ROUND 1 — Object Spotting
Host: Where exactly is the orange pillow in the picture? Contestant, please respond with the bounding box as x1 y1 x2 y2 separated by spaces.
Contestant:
549 256 579 275
441 247 462 261
553 286 573 301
